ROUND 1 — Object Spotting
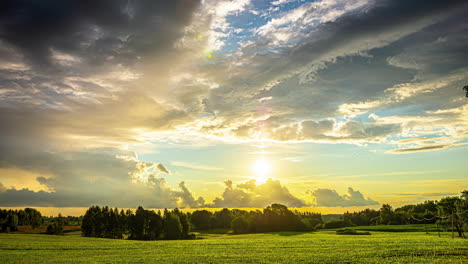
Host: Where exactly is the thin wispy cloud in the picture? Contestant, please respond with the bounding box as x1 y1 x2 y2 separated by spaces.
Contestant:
171 161 223 171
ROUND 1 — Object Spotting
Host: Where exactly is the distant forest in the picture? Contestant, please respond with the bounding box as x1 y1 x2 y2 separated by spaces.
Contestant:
1 190 467 239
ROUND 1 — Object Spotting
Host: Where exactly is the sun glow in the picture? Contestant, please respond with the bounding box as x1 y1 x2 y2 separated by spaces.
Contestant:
252 158 272 184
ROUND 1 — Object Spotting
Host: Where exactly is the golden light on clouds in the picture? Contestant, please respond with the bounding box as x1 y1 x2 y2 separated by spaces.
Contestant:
0 168 50 192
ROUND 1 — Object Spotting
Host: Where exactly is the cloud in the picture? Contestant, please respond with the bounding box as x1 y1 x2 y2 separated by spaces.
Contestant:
0 147 199 208
389 145 449 153
0 0 467 208
171 161 222 171
0 0 467 150
180 0 468 149
0 0 205 141
257 0 370 46
156 163 170 174
0 0 200 70
211 178 306 208
201 0 251 50
310 187 379 207
271 0 295 5
177 181 205 208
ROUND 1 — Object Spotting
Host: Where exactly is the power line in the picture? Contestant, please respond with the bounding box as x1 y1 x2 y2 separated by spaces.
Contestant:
410 209 468 222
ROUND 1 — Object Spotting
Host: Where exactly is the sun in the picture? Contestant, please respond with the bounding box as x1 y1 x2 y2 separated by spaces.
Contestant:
252 158 272 184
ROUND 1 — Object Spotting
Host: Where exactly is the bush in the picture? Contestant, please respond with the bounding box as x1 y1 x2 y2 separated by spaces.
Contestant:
319 219 352 229
336 229 370 235
301 218 318 231
46 222 64 235
231 216 249 234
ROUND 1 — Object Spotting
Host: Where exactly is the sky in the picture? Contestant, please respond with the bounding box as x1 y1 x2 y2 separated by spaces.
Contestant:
0 0 467 213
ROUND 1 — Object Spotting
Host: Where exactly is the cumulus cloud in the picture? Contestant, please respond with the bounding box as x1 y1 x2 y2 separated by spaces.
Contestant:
177 181 205 208
183 0 468 148
310 187 379 207
0 148 198 208
156 163 171 174
0 0 200 70
211 179 306 208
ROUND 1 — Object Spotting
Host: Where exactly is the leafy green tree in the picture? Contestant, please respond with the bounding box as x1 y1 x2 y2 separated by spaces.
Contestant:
146 210 163 240
6 213 19 232
129 206 147 240
378 204 395 225
116 209 128 239
163 211 183 240
231 216 249 233
190 210 213 230
46 214 64 235
458 190 468 232
173 208 190 238
213 208 233 229
81 206 103 237
25 208 42 229
437 196 464 237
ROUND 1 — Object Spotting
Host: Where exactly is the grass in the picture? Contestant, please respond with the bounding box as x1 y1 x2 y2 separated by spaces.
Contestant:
334 224 441 232
1 230 467 263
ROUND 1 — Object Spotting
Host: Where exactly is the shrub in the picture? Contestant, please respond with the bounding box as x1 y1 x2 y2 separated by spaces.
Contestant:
320 219 352 229
231 216 249 234
336 229 370 235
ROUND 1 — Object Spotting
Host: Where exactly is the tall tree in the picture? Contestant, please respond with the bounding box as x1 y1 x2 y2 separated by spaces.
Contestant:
190 210 213 230
437 196 464 237
163 210 182 240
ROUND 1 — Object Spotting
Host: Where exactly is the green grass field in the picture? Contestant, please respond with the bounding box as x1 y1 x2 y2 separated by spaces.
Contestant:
1 230 467 263
336 224 441 232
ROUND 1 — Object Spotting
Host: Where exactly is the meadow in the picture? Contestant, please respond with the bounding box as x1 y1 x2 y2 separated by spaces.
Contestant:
0 230 466 263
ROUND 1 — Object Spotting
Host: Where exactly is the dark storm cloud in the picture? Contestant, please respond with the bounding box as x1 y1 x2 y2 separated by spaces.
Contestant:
284 0 468 82
242 0 467 86
310 187 379 207
0 0 205 138
0 0 200 70
199 0 468 142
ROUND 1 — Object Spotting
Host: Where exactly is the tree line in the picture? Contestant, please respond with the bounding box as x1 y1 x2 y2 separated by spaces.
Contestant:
81 206 193 240
2 190 466 238
80 204 320 240
192 204 322 234
0 208 42 232
318 190 468 237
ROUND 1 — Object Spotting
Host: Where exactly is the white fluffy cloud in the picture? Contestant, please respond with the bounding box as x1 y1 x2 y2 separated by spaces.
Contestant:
211 179 306 208
310 187 379 207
